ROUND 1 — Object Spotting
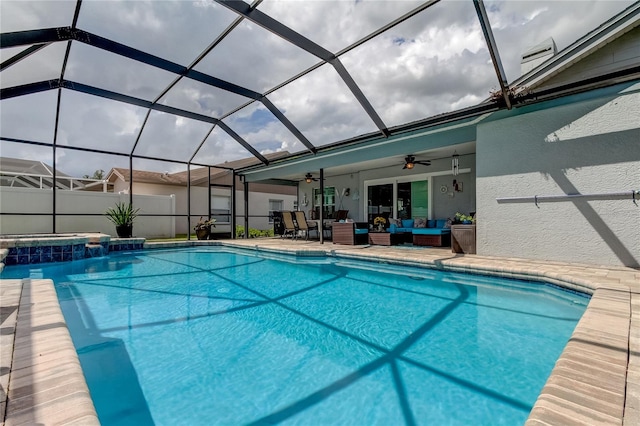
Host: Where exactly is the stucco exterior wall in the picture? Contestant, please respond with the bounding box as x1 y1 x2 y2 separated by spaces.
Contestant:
476 86 640 267
540 27 640 89
122 181 295 235
298 156 477 223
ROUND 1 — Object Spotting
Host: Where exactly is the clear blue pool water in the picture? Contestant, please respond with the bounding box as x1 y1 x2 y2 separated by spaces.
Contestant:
2 247 589 425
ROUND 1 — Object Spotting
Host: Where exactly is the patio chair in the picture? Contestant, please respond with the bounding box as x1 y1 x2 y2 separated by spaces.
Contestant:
323 209 349 239
332 221 369 245
281 211 298 239
294 211 318 240
335 210 349 221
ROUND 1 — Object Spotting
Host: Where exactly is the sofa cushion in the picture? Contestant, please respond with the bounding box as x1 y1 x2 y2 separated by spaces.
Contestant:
354 228 368 235
436 219 447 229
412 228 451 235
427 219 436 228
401 219 414 228
414 217 426 228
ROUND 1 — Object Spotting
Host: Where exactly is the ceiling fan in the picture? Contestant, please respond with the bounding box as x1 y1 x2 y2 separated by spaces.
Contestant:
304 173 319 183
402 155 431 170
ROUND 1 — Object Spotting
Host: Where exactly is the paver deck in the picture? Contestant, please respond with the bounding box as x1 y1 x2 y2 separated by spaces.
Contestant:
1 238 638 425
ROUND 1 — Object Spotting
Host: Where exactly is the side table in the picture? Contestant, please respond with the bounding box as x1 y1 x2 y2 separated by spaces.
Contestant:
451 224 476 254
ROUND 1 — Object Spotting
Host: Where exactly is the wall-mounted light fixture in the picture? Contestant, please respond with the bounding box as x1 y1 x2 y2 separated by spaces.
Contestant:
452 151 459 176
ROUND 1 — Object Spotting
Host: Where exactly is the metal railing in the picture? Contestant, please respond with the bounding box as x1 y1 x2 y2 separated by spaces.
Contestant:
0 171 112 192
496 190 639 206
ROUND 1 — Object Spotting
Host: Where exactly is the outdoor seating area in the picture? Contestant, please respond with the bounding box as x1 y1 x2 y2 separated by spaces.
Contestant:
387 218 452 247
277 211 320 240
276 212 464 248
275 210 352 241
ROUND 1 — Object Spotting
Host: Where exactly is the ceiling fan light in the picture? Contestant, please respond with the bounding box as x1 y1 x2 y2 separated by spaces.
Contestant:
406 162 415 169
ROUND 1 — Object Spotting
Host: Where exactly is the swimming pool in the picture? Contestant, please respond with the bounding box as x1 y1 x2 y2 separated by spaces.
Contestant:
2 247 589 425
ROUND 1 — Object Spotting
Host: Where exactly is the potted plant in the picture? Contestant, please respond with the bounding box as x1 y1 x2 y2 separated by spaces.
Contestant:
454 212 475 224
373 216 387 232
105 202 140 238
194 217 216 240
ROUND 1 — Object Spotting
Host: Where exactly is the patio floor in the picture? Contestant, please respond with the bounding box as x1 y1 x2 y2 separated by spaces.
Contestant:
1 238 638 425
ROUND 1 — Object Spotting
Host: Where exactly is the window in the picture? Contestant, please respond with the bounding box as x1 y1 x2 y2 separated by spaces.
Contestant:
211 195 231 223
313 186 336 218
268 199 283 223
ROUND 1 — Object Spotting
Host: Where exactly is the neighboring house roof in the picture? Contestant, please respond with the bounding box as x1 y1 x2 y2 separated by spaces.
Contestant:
0 156 69 177
0 156 81 190
512 2 640 91
107 151 291 186
1 156 113 191
107 168 186 186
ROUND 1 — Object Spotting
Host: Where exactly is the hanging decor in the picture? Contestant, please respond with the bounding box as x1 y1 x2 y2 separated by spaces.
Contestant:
452 151 459 176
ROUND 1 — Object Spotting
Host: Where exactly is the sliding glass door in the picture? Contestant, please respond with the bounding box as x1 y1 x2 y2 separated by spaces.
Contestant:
366 178 430 225
367 184 393 225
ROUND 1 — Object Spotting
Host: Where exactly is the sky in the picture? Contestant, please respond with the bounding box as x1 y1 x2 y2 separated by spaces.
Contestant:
0 0 636 177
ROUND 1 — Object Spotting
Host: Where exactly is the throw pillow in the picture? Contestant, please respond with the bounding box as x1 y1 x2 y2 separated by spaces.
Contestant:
401 219 414 228
389 218 401 226
414 217 426 228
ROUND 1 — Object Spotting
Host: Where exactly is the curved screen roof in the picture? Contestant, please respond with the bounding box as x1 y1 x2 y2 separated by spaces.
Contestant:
1 0 635 177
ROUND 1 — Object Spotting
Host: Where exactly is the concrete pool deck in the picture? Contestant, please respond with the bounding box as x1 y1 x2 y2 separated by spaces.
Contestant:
1 238 638 425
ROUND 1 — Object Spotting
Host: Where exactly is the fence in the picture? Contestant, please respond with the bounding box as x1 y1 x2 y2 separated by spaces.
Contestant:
0 187 175 238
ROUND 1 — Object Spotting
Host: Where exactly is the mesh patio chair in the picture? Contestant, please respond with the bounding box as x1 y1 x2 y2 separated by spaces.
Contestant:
281 211 298 239
294 211 318 240
335 210 349 221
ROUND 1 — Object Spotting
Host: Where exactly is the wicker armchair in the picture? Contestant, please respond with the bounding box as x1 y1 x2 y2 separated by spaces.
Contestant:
331 221 369 245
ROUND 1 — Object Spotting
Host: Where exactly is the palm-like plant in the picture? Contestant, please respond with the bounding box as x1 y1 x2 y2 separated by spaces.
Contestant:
105 202 140 226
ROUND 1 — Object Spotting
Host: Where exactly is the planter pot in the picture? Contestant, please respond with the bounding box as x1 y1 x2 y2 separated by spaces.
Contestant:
196 228 210 240
115 224 133 238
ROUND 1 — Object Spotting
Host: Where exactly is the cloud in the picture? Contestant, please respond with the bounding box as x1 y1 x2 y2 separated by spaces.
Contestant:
1 0 635 178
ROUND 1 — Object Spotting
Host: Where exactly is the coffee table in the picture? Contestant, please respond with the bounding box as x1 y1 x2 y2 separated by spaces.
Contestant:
368 232 403 246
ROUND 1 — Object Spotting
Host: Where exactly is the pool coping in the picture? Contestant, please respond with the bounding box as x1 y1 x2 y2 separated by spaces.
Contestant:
1 239 638 425
1 278 99 426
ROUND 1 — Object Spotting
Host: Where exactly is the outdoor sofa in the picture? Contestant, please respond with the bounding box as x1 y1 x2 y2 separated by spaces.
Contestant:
388 219 451 247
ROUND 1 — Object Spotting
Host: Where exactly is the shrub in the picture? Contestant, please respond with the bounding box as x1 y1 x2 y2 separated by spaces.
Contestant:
235 226 274 238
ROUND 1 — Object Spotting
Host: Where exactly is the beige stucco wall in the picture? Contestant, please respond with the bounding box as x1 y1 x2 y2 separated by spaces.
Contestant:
476 84 640 267
123 181 296 235
299 155 478 223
